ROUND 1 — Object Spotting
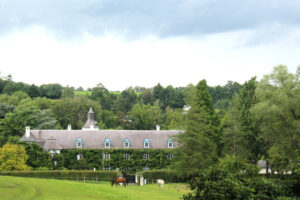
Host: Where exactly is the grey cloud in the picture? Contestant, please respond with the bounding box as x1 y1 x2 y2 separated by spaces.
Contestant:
0 0 300 39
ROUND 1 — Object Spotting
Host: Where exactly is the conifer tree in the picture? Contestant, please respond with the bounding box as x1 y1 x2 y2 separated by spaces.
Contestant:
237 77 266 163
173 80 218 176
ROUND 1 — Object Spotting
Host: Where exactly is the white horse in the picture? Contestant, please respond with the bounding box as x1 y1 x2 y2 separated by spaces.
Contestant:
157 179 165 189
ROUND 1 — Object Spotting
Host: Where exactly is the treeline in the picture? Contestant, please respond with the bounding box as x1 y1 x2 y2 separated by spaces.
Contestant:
174 65 300 176
0 74 241 146
172 65 299 199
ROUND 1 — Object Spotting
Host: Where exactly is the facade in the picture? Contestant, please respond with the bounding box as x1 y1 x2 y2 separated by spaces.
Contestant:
20 108 181 172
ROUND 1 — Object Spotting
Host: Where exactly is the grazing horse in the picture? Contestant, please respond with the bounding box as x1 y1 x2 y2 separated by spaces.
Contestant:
157 179 165 189
111 177 127 187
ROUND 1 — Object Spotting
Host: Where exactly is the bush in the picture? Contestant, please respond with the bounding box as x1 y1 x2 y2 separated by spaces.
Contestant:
139 170 188 183
0 170 119 181
184 156 298 200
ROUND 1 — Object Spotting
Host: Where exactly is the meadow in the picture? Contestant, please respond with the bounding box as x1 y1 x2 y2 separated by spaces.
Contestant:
0 176 187 200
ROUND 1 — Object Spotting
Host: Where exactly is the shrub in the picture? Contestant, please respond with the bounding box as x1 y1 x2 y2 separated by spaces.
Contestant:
184 156 297 200
139 170 188 183
0 170 119 181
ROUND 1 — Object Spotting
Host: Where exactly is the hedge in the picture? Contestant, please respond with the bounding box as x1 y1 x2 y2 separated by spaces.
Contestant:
0 170 119 181
138 170 188 183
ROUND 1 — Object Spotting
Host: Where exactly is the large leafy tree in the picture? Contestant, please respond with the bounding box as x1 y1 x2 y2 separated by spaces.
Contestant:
90 83 113 110
0 99 58 146
173 80 219 176
51 96 101 129
252 65 300 172
40 83 63 99
0 143 30 171
0 103 15 119
127 103 162 130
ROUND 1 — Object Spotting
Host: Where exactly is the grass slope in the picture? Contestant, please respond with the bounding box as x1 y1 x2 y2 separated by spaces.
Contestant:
0 176 187 200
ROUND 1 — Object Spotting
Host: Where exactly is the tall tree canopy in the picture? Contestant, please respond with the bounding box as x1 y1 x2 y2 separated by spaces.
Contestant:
252 65 300 171
237 77 266 163
173 80 219 176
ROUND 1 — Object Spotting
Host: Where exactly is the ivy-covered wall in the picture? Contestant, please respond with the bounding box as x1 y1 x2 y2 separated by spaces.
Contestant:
60 149 175 173
23 143 175 173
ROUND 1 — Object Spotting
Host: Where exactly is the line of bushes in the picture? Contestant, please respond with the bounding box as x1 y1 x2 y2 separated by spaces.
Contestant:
0 170 119 181
138 170 189 183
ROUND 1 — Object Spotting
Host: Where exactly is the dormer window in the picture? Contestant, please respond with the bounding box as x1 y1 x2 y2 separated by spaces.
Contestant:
168 139 174 148
76 138 83 148
124 138 130 148
144 139 150 148
105 138 111 148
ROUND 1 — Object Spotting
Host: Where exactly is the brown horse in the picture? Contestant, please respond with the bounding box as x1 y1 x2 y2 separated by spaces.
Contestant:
111 177 127 187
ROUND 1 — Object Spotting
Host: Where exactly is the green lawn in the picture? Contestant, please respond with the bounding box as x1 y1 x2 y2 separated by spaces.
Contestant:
0 176 187 200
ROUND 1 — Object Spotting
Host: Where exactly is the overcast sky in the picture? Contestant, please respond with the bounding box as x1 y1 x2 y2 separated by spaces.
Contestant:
0 0 299 91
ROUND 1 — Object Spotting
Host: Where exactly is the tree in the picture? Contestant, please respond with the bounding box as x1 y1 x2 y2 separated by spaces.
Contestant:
127 103 162 130
163 106 186 130
0 103 15 119
139 88 154 105
220 95 248 157
90 83 112 110
252 65 300 172
0 91 30 106
26 84 40 98
0 99 57 145
0 143 30 171
183 83 195 106
237 77 265 164
51 96 101 129
113 88 137 114
173 80 219 176
40 84 63 99
184 156 290 200
61 87 74 98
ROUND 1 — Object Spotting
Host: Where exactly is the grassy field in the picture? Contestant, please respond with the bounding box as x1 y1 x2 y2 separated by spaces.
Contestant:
0 176 187 200
74 91 92 96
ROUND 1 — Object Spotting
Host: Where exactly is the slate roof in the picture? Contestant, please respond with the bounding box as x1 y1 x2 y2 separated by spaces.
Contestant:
21 129 181 150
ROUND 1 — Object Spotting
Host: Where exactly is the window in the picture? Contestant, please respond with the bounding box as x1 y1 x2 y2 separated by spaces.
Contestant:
49 150 55 158
76 138 83 148
124 138 130 148
77 154 83 160
104 166 110 171
103 153 110 160
168 138 174 148
144 138 150 148
125 166 130 172
144 153 149 160
124 153 130 160
104 138 111 148
168 154 174 160
143 166 149 171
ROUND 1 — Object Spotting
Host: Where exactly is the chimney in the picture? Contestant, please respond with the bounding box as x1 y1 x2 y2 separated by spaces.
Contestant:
156 124 160 131
25 126 30 137
67 124 72 131
88 107 95 121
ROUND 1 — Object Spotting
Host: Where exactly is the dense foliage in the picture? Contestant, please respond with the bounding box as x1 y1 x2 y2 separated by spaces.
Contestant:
139 170 188 183
173 80 220 176
0 170 118 181
0 144 29 171
0 66 299 198
19 143 175 173
184 156 299 200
